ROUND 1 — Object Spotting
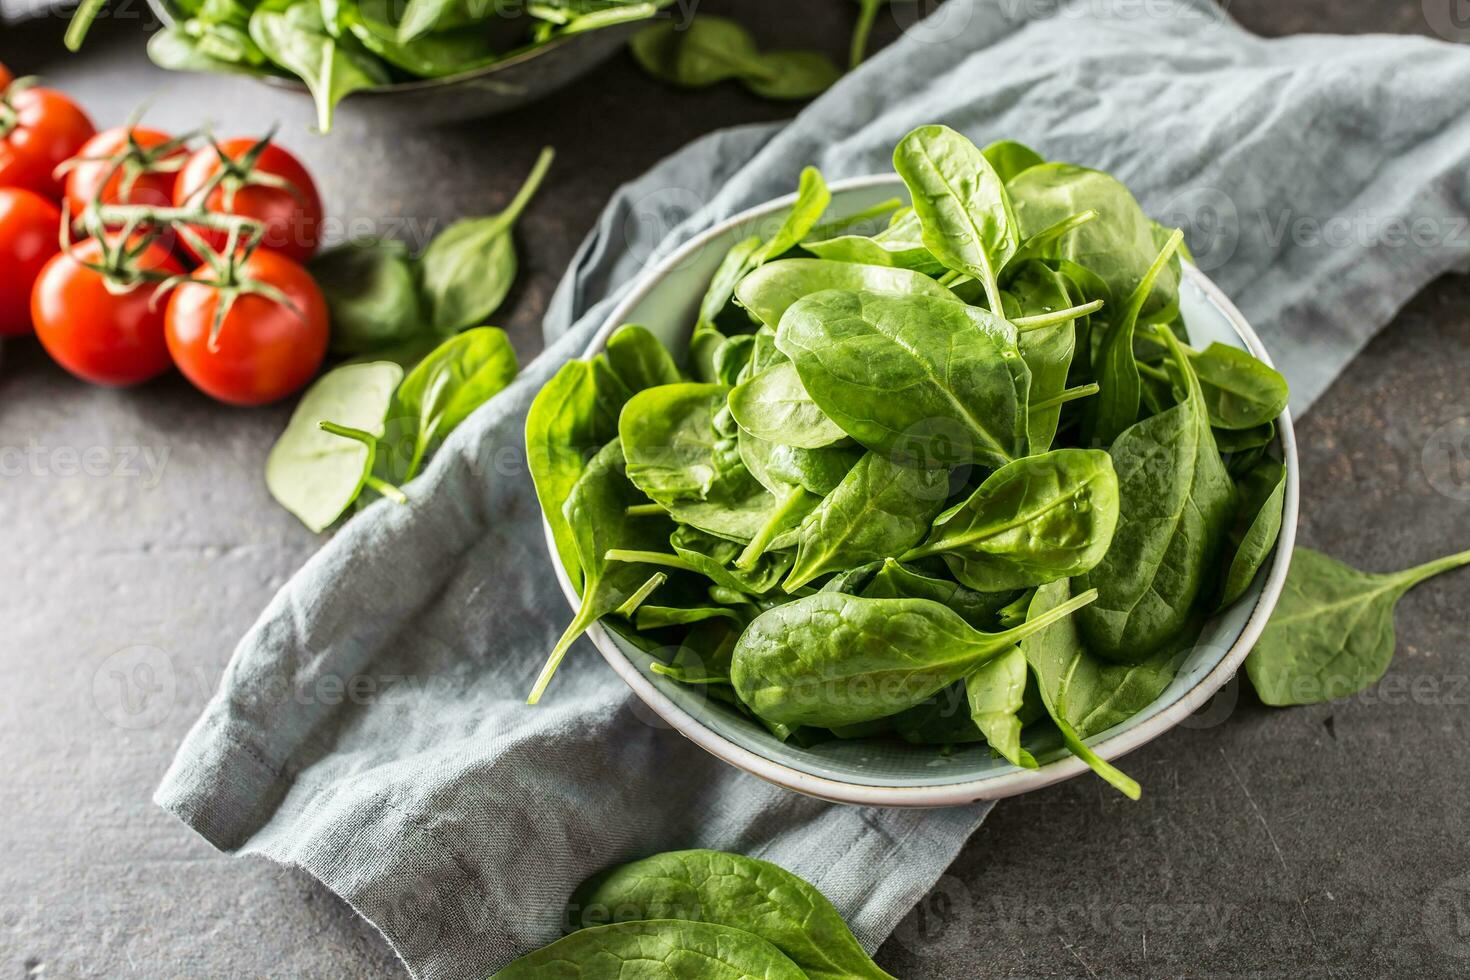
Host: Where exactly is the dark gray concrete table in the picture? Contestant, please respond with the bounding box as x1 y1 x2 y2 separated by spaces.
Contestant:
4 2 1469 977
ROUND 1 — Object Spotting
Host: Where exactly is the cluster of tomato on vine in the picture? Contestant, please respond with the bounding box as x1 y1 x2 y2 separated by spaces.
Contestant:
1 65 334 406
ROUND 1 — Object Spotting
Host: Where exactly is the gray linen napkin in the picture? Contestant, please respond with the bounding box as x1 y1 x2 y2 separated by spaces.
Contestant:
157 1 1470 977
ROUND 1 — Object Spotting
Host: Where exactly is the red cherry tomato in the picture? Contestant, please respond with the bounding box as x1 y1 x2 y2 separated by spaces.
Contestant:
0 65 12 90
0 187 62 336
0 84 95 199
32 236 182 386
165 248 328 406
62 127 185 216
173 138 323 264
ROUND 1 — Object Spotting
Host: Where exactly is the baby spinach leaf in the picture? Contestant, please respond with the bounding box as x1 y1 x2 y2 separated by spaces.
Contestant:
982 139 1045 183
890 683 986 745
1006 260 1078 452
1008 162 1179 319
905 448 1119 591
1020 580 1179 800
387 327 519 481
1218 458 1286 609
745 49 844 100
266 361 404 533
491 919 807 979
855 558 1020 630
697 235 762 334
739 428 862 497
527 359 615 585
419 146 553 334
734 257 955 329
346 14 498 79
777 289 1030 468
249 3 390 133
605 323 683 392
1188 342 1291 430
966 647 1037 769
1087 228 1184 447
631 16 839 101
731 586 1097 729
528 439 673 703
728 360 847 449
783 451 949 591
893 123 1018 312
749 166 831 266
1245 546 1470 706
1076 326 1234 662
568 849 895 980
636 605 744 630
1215 420 1276 455
619 383 790 542
310 239 426 356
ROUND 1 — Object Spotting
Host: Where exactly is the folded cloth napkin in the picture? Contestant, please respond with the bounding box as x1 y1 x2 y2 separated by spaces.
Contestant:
158 1 1470 976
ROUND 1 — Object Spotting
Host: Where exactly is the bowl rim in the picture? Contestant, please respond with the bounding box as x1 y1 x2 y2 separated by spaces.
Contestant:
548 173 1301 807
145 0 642 96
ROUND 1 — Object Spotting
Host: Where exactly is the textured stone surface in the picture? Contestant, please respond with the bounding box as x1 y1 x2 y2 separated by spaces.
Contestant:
3 2 1469 978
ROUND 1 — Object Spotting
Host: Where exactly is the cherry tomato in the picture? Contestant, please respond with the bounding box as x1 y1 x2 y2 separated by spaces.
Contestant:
173 138 323 264
62 127 185 216
165 248 328 406
32 236 182 386
0 65 12 90
0 187 62 336
0 84 95 199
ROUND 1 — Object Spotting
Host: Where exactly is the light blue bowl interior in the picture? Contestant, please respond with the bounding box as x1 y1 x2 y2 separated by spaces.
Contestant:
597 179 1276 789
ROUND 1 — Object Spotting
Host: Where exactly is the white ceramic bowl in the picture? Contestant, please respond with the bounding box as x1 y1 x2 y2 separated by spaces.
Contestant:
546 175 1299 807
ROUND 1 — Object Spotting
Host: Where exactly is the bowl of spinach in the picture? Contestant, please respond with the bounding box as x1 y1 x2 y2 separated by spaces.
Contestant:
138 0 665 132
525 127 1299 806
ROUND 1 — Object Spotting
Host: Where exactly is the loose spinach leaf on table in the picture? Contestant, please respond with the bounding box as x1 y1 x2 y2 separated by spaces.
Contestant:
491 919 807 979
1076 326 1234 662
1218 457 1287 609
777 289 1030 468
568 849 895 980
893 123 1018 312
528 439 673 703
309 239 425 355
1245 546 1470 706
783 451 949 590
905 448 1119 591
266 361 405 533
731 587 1096 728
419 147 554 334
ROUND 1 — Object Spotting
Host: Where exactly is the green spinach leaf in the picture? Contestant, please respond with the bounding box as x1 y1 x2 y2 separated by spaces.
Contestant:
1245 546 1470 706
490 919 807 979
784 451 949 590
731 587 1096 728
905 448 1119 591
419 146 553 334
568 849 894 980
249 3 390 133
1218 458 1286 609
310 239 426 356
